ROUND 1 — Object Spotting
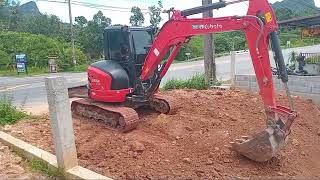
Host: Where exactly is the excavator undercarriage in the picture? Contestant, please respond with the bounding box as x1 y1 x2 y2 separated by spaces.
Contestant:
68 86 179 132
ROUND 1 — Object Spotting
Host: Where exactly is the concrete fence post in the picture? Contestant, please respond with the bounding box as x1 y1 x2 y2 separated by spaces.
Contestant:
230 51 236 89
45 76 78 171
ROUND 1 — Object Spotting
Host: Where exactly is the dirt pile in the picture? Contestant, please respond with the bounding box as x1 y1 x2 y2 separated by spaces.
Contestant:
7 89 320 179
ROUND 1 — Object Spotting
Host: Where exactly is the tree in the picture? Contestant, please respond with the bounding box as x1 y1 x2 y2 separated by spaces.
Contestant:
0 31 87 70
93 10 111 28
130 7 144 26
275 8 295 21
75 11 111 59
17 14 62 38
8 4 19 30
75 16 87 27
148 0 163 28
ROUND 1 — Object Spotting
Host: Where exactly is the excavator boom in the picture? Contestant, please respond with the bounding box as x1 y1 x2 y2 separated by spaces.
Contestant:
138 0 297 162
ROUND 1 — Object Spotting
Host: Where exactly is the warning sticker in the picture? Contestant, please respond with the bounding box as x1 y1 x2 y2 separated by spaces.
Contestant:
265 12 273 23
153 48 160 57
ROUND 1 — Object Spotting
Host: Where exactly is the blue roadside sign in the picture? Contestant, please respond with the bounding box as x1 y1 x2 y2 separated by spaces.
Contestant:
15 54 28 74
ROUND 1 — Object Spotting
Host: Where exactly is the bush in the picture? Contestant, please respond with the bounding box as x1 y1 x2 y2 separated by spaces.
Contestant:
0 31 88 71
306 55 320 64
66 63 89 72
0 50 11 67
0 94 29 125
163 74 207 90
175 32 247 61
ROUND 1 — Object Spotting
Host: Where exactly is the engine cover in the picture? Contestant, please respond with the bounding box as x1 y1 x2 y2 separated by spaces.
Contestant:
88 60 133 103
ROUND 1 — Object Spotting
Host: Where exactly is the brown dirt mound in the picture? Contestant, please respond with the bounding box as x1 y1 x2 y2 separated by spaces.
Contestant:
6 89 320 179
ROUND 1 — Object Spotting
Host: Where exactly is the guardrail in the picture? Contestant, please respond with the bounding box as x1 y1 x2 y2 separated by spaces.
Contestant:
186 50 249 62
300 52 320 59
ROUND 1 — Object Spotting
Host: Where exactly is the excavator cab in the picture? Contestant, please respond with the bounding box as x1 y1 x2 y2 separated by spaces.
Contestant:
103 26 155 81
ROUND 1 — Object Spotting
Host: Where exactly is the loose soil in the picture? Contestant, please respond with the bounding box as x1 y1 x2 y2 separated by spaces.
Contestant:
5 89 320 179
0 142 48 179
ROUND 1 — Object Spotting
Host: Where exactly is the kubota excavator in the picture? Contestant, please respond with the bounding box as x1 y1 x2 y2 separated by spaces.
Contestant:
68 0 297 162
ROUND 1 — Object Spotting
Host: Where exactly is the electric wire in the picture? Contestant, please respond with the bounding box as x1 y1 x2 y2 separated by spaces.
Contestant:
35 0 150 14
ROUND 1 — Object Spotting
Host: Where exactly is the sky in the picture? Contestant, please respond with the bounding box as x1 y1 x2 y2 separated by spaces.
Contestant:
20 0 320 26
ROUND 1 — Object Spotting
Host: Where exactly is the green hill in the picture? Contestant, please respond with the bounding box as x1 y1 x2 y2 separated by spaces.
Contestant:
17 1 41 16
272 0 319 17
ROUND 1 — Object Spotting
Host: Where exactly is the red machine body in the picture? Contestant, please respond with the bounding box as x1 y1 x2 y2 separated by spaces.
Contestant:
88 66 133 102
88 0 292 120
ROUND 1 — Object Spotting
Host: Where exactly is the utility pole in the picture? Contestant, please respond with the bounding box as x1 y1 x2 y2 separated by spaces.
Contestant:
202 0 216 87
67 0 76 66
163 8 174 20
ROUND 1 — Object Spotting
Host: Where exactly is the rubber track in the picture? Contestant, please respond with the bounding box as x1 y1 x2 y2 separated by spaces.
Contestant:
151 93 180 114
71 99 140 132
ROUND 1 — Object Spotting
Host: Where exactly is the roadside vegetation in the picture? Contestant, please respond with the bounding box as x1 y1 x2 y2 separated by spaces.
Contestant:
0 0 319 76
0 94 31 126
28 160 62 178
162 74 223 90
0 31 87 73
306 55 320 64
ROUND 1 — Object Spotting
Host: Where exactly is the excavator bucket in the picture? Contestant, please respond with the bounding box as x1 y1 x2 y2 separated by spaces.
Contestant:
229 125 287 162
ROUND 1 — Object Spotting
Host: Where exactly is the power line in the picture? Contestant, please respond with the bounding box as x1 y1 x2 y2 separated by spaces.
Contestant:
36 0 150 13
72 0 149 11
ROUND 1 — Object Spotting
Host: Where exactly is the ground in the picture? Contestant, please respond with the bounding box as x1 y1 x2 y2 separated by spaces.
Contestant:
0 141 48 179
3 89 320 180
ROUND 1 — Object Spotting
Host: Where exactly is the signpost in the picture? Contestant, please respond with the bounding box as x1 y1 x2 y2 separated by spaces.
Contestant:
185 52 191 61
48 55 58 73
15 54 28 75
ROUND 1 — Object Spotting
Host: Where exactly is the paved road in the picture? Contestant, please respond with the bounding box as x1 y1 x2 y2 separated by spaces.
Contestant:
1 44 319 114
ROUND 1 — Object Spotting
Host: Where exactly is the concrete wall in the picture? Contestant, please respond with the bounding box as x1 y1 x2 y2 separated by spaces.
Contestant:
304 64 320 76
235 75 320 104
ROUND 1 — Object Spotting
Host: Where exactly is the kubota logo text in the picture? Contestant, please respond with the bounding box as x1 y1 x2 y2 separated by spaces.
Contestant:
192 24 223 30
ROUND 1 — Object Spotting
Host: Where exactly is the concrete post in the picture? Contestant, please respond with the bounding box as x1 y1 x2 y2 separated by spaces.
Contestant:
230 51 236 89
45 76 78 171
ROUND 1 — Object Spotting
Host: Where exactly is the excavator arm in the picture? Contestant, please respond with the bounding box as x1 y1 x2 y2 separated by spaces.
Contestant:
140 0 297 162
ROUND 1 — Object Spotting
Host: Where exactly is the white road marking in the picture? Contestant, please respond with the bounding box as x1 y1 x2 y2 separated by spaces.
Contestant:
80 77 87 82
0 84 32 93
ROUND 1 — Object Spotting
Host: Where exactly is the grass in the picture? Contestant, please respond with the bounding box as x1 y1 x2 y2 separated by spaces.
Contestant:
65 63 89 72
0 67 48 77
305 55 320 64
0 64 90 77
29 160 62 178
162 74 223 91
0 94 31 126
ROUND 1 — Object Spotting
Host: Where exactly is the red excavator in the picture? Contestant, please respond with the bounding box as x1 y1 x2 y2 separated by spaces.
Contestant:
68 0 297 162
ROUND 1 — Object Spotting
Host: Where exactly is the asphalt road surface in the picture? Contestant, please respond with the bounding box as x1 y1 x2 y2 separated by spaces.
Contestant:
1 44 319 114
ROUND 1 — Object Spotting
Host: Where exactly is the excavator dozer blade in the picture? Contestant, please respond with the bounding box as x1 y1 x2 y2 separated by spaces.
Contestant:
68 85 88 98
229 126 287 162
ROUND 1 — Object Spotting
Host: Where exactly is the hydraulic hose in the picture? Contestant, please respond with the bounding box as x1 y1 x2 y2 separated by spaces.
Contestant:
270 31 288 83
238 15 264 55
270 31 294 110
